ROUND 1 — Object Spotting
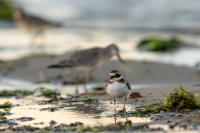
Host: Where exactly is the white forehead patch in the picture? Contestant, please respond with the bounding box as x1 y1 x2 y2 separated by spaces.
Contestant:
109 73 116 76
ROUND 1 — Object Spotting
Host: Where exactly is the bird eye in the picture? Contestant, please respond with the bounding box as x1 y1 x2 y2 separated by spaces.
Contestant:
115 73 121 77
110 76 114 79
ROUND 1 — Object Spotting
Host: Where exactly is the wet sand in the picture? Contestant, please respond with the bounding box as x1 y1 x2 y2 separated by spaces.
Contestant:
0 53 200 85
0 54 200 132
0 85 200 132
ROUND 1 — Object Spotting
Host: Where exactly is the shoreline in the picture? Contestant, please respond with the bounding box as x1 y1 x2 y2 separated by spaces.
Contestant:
0 53 199 85
2 22 200 35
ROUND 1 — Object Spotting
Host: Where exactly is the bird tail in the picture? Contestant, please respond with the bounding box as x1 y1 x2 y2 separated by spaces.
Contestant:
47 64 61 68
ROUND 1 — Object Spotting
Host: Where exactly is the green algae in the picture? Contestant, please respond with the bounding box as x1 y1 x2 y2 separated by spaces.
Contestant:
0 90 34 97
163 86 200 110
0 101 12 109
138 36 181 52
0 0 14 21
137 86 200 114
40 89 59 98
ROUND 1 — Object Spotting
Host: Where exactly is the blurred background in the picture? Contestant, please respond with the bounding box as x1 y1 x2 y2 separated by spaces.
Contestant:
1 1 200 130
0 0 200 87
0 0 199 64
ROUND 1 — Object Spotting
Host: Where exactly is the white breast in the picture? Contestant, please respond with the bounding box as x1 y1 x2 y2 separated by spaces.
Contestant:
107 82 129 98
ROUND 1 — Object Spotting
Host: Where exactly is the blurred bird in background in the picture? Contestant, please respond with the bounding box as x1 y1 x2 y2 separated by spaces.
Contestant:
47 44 125 93
13 7 62 48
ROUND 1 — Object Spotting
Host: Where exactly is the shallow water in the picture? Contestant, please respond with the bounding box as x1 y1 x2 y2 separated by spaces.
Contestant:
0 97 150 128
0 83 200 131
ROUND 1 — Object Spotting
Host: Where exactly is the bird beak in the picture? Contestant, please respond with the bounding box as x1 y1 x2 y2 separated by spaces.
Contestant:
117 53 125 64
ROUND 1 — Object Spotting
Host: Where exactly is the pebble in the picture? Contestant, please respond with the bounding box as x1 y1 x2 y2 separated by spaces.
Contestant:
125 120 132 126
16 117 34 122
33 122 44 125
128 92 142 99
49 120 57 127
175 113 183 118
40 107 60 112
69 122 83 127
130 123 149 131
169 122 178 129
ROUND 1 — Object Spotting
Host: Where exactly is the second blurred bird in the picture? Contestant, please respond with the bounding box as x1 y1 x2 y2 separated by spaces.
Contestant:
47 44 125 92
13 7 62 47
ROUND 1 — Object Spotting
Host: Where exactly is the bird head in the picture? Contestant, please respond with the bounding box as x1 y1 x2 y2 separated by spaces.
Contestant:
109 69 122 80
107 44 125 64
13 7 24 19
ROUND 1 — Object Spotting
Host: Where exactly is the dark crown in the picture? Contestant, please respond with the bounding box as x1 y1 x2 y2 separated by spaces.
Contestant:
110 69 120 74
109 70 122 79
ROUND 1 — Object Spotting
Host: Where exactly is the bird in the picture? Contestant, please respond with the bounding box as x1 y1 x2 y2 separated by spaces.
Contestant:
13 7 62 47
47 44 125 93
106 69 131 112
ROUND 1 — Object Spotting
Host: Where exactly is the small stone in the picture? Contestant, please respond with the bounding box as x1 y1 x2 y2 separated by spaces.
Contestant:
16 117 34 122
11 126 39 132
128 92 142 99
33 122 44 125
175 113 183 118
169 122 178 129
125 120 132 126
69 122 83 127
179 123 187 130
150 127 164 131
167 120 171 123
169 113 175 117
40 107 59 112
131 124 149 130
150 115 161 121
49 120 57 126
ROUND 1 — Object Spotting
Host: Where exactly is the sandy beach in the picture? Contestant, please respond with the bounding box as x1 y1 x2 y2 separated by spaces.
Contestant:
1 0 200 132
0 53 200 86
0 54 199 132
0 0 200 133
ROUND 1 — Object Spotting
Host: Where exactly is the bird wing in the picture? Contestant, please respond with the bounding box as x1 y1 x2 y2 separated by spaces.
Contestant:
55 47 102 68
23 13 61 27
126 80 131 90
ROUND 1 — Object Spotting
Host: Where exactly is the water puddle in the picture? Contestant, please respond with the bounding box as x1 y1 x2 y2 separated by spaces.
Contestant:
1 83 200 131
0 96 150 129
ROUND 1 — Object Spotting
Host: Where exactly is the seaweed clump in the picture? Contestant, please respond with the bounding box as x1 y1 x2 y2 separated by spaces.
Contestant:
0 116 7 124
0 90 34 98
0 88 60 98
137 36 181 52
137 103 166 115
1 121 141 132
0 101 12 109
40 89 60 98
0 0 13 21
80 96 98 104
163 86 200 110
137 86 200 114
